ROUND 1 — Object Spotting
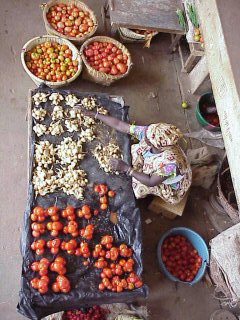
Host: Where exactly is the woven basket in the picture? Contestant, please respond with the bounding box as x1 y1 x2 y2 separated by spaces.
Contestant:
21 35 82 88
42 0 98 45
80 36 132 86
217 156 239 223
119 27 158 42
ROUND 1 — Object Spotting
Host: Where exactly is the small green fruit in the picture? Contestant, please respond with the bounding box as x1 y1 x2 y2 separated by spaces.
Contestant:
181 101 188 108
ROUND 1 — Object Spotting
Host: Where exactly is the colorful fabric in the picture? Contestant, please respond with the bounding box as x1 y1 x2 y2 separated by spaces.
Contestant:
157 163 181 190
146 123 183 148
130 123 191 204
129 124 147 140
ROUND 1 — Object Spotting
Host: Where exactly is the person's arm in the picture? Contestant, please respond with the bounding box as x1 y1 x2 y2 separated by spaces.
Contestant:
81 109 130 134
109 159 166 187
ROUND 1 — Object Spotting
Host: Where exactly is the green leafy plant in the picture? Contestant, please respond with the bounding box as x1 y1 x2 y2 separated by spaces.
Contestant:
176 9 187 31
187 3 199 28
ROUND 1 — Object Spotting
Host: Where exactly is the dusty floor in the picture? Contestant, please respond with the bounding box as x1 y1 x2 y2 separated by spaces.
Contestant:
0 0 224 319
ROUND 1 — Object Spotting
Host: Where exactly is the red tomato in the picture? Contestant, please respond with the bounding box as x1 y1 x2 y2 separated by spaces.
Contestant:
47 206 58 216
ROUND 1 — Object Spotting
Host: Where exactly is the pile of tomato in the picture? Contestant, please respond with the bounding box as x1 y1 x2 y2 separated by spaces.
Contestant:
200 102 220 127
83 41 129 75
93 236 142 292
25 42 78 82
46 3 95 38
63 305 108 320
29 184 143 295
161 234 202 282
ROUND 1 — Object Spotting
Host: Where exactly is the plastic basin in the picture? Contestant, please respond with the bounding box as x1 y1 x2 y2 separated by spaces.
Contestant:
196 92 221 132
157 227 209 285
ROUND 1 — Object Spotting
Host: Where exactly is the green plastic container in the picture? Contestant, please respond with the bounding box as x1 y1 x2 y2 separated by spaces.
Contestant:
196 92 221 131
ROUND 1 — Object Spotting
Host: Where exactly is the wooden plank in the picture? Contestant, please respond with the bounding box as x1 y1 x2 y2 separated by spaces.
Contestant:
189 55 209 93
148 192 189 218
109 0 185 34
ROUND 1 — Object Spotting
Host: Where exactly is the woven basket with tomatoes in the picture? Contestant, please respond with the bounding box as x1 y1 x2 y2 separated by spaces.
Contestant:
80 36 132 86
42 0 98 45
21 35 82 88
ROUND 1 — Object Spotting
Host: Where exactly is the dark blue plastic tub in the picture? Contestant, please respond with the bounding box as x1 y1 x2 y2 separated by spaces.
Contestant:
157 227 209 285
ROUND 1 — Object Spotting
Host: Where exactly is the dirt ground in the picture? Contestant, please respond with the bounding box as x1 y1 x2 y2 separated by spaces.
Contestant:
0 0 225 319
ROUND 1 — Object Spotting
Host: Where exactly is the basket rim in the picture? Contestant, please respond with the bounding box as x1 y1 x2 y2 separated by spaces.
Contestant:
42 0 98 43
119 26 158 39
21 35 82 86
196 92 221 129
217 156 239 218
80 35 133 80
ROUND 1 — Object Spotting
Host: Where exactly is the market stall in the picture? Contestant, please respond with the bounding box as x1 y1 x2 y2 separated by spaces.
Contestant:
17 87 147 320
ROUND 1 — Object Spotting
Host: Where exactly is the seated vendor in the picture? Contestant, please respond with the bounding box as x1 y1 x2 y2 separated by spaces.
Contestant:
82 110 192 204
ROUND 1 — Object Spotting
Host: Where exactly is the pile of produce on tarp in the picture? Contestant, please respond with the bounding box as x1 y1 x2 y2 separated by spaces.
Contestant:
17 87 148 320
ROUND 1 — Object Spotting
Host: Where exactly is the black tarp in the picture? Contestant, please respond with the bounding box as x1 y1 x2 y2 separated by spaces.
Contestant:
17 87 148 319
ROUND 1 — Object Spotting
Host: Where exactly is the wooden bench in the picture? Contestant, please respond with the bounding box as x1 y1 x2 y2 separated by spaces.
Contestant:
103 0 185 52
148 192 189 219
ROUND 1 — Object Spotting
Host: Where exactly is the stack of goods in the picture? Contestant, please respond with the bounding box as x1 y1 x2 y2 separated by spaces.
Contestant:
17 89 146 319
43 1 98 43
80 36 132 86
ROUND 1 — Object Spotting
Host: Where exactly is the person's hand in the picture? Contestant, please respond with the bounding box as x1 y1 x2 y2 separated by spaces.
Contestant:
109 159 130 173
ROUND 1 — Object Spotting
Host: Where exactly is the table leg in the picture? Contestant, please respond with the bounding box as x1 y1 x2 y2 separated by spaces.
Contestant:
184 52 198 73
170 34 182 53
101 1 109 32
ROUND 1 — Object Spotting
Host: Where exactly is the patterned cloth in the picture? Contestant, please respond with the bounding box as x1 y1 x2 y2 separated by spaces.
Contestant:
129 124 192 204
146 123 183 148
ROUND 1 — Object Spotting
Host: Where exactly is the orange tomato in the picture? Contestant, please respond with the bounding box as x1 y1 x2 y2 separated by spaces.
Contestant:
100 203 108 210
100 196 107 204
108 190 115 197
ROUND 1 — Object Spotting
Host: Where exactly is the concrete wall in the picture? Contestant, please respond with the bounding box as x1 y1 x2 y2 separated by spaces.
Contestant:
196 0 240 210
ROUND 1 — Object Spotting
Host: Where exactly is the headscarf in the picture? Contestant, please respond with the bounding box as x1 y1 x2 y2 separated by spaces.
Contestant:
146 123 183 149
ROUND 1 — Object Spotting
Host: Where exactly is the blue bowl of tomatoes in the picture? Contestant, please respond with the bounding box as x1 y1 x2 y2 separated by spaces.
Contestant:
157 227 209 285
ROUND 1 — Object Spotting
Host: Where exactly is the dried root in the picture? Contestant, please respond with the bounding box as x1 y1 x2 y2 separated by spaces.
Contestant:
32 92 48 106
65 94 80 107
33 124 47 137
93 142 122 174
32 167 57 196
81 97 97 110
32 107 47 121
56 167 88 200
51 106 65 121
48 121 64 136
65 119 79 132
56 137 85 168
49 93 64 105
34 141 55 168
79 128 96 142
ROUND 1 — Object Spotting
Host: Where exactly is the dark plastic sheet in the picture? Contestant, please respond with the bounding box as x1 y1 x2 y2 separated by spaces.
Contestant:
17 86 148 320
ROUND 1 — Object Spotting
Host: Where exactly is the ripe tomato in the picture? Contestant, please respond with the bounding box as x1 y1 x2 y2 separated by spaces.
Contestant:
82 204 90 215
47 206 58 216
33 206 44 216
30 277 40 289
100 203 108 210
108 190 115 197
100 196 107 204
98 184 108 195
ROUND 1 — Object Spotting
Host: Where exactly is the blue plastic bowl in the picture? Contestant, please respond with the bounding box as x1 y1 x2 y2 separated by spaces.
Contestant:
157 227 209 285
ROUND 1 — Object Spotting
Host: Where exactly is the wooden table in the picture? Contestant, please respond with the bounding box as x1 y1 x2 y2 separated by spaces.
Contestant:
103 0 185 51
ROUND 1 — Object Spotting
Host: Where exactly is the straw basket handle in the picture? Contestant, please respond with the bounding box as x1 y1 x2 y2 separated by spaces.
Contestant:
40 3 47 10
